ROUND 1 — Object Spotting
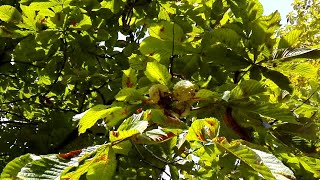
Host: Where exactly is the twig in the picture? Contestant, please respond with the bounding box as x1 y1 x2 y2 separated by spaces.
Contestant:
169 21 175 76
292 85 320 112
0 120 40 126
1 60 44 68
0 94 38 105
133 143 172 179
0 73 17 79
142 145 172 164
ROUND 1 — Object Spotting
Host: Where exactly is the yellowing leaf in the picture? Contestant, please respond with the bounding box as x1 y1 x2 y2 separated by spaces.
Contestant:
109 129 140 142
122 68 137 88
86 147 116 180
186 118 219 142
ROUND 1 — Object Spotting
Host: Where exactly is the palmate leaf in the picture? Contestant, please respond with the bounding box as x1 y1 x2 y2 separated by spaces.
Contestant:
214 137 276 179
209 28 243 53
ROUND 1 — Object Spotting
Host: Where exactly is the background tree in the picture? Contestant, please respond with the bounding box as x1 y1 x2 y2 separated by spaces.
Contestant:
0 0 319 179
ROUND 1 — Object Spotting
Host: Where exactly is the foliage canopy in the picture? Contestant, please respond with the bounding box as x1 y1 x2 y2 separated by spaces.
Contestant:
0 0 319 179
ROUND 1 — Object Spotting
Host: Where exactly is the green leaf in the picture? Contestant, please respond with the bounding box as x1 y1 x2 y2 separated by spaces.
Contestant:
194 89 218 101
149 21 184 42
230 79 266 99
118 112 149 132
132 129 176 144
78 105 110 134
115 88 142 102
145 109 167 124
128 54 149 70
28 2 60 10
210 28 243 52
144 61 171 86
236 102 297 123
70 14 92 30
214 138 276 179
250 148 295 179
186 118 220 142
112 140 132 155
110 112 148 142
101 0 124 14
228 0 263 22
261 67 293 93
0 5 22 23
139 37 190 63
297 156 320 178
0 154 32 179
278 30 302 49
78 105 133 134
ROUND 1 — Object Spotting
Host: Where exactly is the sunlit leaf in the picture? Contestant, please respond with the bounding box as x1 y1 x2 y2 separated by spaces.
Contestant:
0 154 32 179
0 5 22 23
186 118 220 142
144 61 171 86
122 68 137 88
214 138 276 179
86 146 116 180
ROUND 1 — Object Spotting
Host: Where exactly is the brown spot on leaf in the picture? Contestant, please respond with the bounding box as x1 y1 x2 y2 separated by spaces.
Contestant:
136 108 143 113
160 26 165 32
71 20 77 27
112 131 119 137
58 150 82 159
40 18 46 24
121 109 128 116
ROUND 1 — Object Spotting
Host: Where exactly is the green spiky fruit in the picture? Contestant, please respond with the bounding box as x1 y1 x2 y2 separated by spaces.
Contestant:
173 80 196 102
148 84 169 103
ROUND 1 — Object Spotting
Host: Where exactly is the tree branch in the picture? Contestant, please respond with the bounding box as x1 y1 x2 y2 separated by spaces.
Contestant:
292 85 320 112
